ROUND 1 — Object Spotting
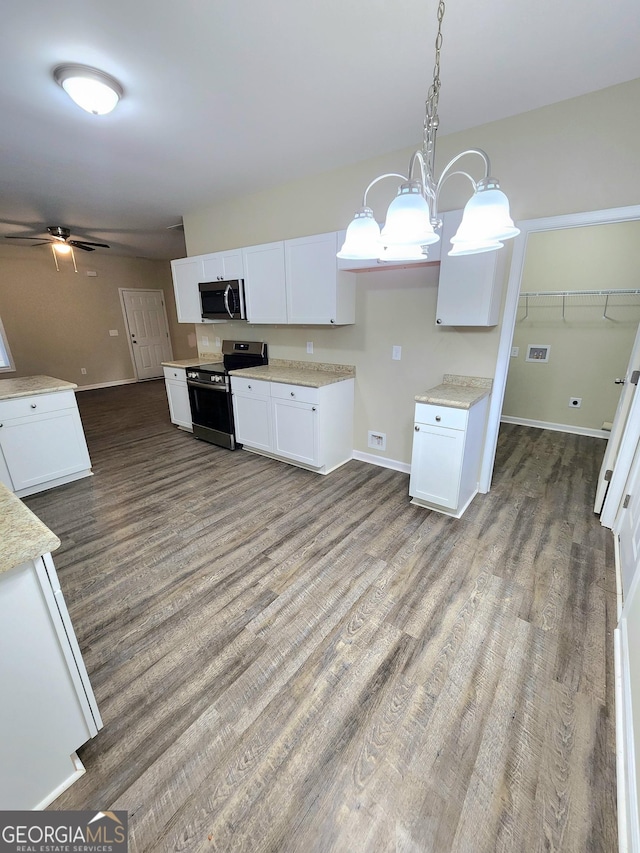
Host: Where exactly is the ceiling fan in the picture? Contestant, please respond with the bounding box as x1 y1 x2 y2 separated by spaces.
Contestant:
5 225 110 252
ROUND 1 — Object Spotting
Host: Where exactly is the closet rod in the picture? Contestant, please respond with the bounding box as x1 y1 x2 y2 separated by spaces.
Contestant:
519 288 640 298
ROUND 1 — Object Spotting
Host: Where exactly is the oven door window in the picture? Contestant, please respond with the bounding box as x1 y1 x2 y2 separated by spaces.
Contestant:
188 384 232 433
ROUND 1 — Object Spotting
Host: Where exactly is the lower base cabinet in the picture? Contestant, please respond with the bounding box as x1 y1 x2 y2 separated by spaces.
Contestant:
163 366 193 431
409 397 489 518
0 553 102 809
0 390 92 498
232 376 354 474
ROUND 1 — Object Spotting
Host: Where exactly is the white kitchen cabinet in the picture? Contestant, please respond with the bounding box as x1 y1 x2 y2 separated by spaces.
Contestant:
0 552 102 809
201 249 244 282
242 241 288 324
435 209 504 326
231 377 272 452
409 397 489 518
0 391 92 498
231 376 354 473
163 366 192 431
285 232 355 325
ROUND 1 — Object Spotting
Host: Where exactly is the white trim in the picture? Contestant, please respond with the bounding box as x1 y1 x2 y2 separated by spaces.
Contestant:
618 616 640 853
351 450 411 474
481 204 640 495
0 315 15 372
33 753 86 811
500 415 609 440
75 378 138 392
615 627 630 853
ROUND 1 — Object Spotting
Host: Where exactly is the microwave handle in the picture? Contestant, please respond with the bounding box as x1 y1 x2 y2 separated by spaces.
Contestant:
224 284 233 318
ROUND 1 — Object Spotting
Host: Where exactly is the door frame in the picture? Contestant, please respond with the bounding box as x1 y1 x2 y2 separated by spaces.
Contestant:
480 204 640 494
119 288 174 381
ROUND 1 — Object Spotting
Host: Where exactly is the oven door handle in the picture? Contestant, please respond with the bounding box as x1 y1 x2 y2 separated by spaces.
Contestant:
187 379 228 392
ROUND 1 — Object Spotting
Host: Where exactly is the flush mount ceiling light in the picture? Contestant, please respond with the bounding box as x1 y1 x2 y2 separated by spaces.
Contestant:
338 0 519 262
53 64 123 115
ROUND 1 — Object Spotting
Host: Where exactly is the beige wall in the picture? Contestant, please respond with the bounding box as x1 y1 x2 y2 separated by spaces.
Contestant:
0 245 196 387
503 221 640 430
180 78 640 464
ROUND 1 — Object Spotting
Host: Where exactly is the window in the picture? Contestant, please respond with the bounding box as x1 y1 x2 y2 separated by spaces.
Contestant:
0 316 15 372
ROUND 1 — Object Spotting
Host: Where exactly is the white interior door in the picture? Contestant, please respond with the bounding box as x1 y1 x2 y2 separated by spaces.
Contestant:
615 440 640 598
595 322 640 513
121 289 173 380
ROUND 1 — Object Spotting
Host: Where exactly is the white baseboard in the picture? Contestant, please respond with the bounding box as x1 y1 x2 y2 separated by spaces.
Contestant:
351 450 411 474
616 620 640 853
75 378 138 392
500 415 609 440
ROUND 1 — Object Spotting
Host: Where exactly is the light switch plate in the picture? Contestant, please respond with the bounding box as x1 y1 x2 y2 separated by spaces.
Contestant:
306 342 314 354
392 345 402 361
109 329 119 336
511 346 519 357
201 336 209 347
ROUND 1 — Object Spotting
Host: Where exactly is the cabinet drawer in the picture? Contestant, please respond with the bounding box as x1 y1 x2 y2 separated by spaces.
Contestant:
231 376 271 397
414 403 468 431
163 366 186 383
0 391 77 422
270 382 319 405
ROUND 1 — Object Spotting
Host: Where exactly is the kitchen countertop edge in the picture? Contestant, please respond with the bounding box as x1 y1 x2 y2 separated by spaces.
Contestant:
0 483 60 575
229 363 355 388
0 375 78 401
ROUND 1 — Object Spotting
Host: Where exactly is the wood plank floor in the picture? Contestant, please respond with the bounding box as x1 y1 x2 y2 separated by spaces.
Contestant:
29 380 617 852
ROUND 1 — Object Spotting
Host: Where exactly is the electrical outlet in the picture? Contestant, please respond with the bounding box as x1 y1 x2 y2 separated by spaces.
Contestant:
201 335 209 347
109 329 119 336
392 345 402 361
511 346 519 357
307 341 314 354
85 271 97 277
569 397 582 408
368 431 387 451
215 337 221 348
80 368 87 375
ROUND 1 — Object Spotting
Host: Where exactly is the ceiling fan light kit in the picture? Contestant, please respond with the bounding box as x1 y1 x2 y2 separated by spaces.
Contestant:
53 64 123 115
338 0 519 263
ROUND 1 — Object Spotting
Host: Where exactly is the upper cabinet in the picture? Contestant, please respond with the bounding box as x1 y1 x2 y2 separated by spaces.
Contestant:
171 256 208 324
285 233 355 325
242 241 288 324
435 210 503 327
201 250 243 282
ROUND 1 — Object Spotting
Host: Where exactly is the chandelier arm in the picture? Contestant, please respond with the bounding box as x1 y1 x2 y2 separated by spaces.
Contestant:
434 169 478 209
361 173 408 207
436 148 492 195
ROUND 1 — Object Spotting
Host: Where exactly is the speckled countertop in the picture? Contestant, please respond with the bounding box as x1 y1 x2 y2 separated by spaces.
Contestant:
0 482 60 574
161 357 212 369
229 359 355 388
0 375 78 400
415 374 493 409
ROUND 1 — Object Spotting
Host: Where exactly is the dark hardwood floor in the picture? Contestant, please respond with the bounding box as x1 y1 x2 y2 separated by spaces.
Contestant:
29 380 617 852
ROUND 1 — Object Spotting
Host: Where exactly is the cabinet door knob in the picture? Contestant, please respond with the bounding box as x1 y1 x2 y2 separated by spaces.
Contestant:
415 425 420 431
248 384 252 390
290 391 295 397
312 407 316 412
330 319 335 324
31 403 37 409
436 318 442 324
435 415 441 422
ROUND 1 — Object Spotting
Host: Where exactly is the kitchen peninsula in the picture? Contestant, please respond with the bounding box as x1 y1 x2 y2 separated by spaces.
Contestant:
0 375 92 496
0 482 102 809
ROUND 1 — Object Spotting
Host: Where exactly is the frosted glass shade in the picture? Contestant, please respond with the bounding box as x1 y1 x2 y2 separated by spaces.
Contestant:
53 242 72 254
337 208 381 259
381 182 439 247
54 65 123 115
378 243 431 262
452 180 519 246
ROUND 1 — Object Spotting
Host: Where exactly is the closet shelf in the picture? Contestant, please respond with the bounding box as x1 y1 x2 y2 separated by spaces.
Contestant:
519 288 640 298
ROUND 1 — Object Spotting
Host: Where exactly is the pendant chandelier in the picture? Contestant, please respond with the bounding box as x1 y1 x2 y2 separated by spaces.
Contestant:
338 0 519 262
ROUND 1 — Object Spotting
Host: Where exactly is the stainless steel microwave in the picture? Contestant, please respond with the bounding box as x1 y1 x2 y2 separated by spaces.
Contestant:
199 280 246 320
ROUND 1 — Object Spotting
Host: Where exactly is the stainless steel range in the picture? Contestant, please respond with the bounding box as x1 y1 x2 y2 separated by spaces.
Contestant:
186 340 268 450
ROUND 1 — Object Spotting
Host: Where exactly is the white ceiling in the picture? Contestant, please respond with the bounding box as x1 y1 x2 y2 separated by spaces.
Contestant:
1 0 639 259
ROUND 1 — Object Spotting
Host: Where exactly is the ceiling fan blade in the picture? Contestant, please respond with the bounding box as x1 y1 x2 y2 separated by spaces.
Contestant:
69 240 110 249
5 235 49 241
69 242 96 252
30 242 51 247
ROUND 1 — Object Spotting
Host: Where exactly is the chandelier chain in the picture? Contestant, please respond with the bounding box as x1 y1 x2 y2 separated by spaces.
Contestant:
423 0 445 186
